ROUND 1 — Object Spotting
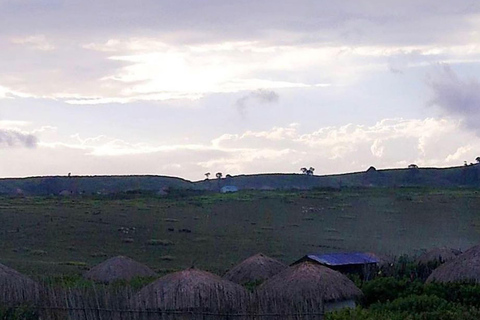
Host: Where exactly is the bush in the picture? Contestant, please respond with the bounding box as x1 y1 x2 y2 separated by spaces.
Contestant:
424 282 480 308
372 294 450 314
146 239 174 246
361 277 422 306
0 306 38 320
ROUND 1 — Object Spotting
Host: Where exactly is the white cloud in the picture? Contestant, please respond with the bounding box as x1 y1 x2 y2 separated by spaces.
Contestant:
16 117 477 180
203 118 480 175
10 35 54 51
446 145 473 162
0 85 33 99
0 120 31 129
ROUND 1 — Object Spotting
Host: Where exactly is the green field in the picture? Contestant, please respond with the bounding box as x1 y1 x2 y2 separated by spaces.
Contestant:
1 187 479 277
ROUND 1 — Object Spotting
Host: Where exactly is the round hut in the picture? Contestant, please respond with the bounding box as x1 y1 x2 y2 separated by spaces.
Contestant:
256 262 362 314
416 247 461 265
0 262 40 305
135 268 249 314
84 256 156 283
223 253 287 285
365 252 395 276
427 245 480 283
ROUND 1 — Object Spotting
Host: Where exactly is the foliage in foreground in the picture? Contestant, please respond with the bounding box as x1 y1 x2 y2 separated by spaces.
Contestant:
327 276 480 320
0 306 37 320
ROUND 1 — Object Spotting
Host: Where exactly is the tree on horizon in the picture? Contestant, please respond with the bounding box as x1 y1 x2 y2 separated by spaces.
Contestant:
300 167 315 176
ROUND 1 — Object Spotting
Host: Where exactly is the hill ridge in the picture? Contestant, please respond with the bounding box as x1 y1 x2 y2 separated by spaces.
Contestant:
1 164 479 196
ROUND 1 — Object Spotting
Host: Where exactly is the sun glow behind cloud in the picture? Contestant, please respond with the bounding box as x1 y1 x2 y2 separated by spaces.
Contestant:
66 39 331 103
50 40 480 104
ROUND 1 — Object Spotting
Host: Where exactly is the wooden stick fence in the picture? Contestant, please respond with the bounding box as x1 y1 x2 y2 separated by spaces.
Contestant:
6 305 325 320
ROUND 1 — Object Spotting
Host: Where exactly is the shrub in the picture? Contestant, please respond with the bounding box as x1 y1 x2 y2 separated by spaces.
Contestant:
0 306 38 320
424 282 480 308
146 239 174 246
361 277 422 306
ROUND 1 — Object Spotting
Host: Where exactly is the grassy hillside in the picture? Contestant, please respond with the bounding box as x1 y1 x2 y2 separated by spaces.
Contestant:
1 187 479 278
195 165 480 189
0 175 193 196
1 164 478 196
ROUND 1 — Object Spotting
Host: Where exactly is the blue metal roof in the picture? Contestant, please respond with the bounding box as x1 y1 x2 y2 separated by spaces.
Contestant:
305 253 379 266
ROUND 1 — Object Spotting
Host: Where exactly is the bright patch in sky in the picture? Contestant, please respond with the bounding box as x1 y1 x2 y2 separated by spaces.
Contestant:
1 1 480 179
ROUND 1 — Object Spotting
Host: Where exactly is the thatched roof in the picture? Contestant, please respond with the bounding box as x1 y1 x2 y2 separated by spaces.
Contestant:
223 253 287 285
84 256 156 283
257 262 362 304
365 252 395 267
416 247 461 265
0 262 40 304
427 245 480 283
135 268 249 312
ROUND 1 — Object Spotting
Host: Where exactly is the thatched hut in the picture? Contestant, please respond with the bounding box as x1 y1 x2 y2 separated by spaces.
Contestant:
135 268 249 314
293 252 379 280
256 262 362 314
223 253 287 285
416 247 461 265
0 262 40 305
364 252 396 276
365 252 394 266
427 245 480 283
84 256 156 283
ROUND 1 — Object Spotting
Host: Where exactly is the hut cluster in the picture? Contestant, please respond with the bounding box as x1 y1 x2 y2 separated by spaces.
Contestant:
0 253 365 318
3 245 480 319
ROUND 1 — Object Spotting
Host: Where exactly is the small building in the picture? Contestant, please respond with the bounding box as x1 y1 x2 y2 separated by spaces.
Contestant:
293 253 379 278
223 253 287 285
135 268 249 313
220 185 238 193
0 262 40 304
59 190 73 196
416 247 461 265
427 245 480 283
84 256 157 283
256 262 362 314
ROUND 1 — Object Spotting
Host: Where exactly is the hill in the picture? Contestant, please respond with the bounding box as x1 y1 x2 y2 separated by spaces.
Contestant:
0 164 479 196
0 175 193 196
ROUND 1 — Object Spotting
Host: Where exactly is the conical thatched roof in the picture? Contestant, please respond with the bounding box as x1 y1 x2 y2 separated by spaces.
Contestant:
427 245 480 283
135 268 249 312
364 252 395 267
84 256 156 283
255 262 361 314
416 247 461 265
0 262 40 304
223 253 287 285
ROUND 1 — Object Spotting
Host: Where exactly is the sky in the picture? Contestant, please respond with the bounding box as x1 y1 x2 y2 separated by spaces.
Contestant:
1 0 480 181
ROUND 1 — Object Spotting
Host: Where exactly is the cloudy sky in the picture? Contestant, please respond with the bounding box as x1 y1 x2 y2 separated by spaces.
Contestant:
1 0 480 180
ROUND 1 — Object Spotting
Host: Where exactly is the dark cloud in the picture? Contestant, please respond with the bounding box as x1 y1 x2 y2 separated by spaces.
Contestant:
235 89 279 117
427 64 480 133
0 130 37 148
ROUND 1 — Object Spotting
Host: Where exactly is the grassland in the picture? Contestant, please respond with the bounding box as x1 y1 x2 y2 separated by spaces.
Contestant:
0 187 479 278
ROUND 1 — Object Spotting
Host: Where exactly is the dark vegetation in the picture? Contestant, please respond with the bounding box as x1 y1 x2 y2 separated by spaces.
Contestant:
327 270 480 319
